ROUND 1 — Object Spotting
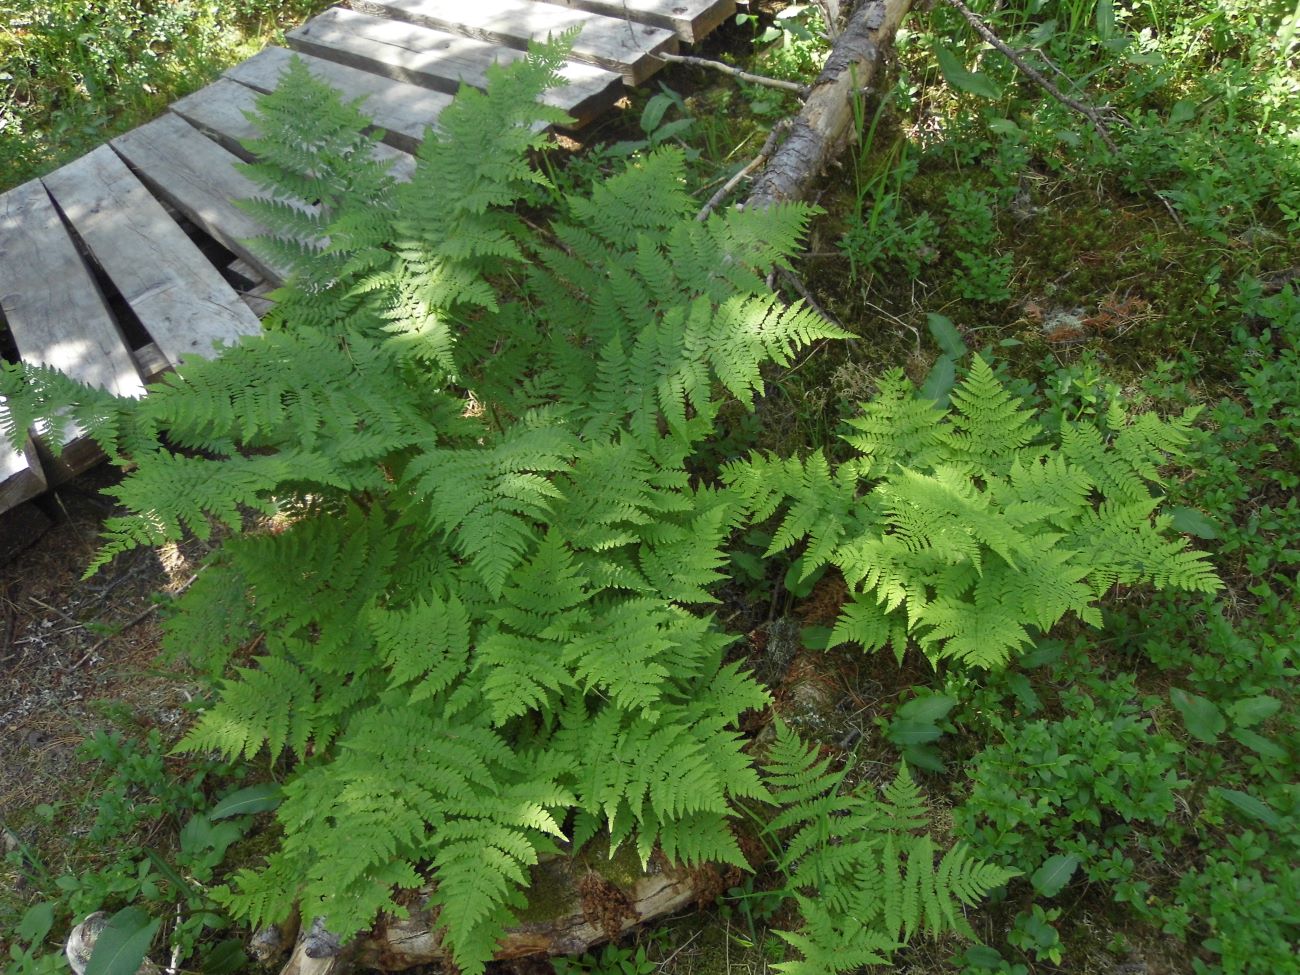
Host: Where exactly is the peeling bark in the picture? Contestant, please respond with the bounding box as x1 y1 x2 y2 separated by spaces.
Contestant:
276 856 718 975
745 0 915 210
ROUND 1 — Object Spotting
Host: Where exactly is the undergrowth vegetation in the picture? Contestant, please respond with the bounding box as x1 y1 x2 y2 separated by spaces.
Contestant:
0 0 330 190
2 1 1299 975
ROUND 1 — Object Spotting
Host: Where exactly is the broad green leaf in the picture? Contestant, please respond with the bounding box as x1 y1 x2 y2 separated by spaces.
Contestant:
639 93 674 135
1230 727 1287 760
1095 0 1116 39
800 626 832 650
895 694 957 724
888 719 944 745
926 313 967 358
1168 100 1197 125
1169 506 1218 539
143 848 194 896
1228 695 1280 728
964 946 1007 967
180 814 214 856
935 45 1003 100
902 744 946 772
202 940 247 975
1028 19 1057 46
921 354 958 407
85 907 160 975
209 783 283 820
1215 788 1281 829
18 902 56 945
1031 854 1080 897
1018 642 1064 669
1005 672 1041 714
1170 687 1225 743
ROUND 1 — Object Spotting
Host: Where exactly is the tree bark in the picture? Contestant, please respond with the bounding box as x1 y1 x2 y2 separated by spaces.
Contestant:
745 0 915 210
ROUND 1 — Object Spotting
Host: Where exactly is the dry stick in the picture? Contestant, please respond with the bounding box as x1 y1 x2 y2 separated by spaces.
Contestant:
696 121 792 221
653 52 811 96
942 0 1120 154
778 265 844 329
69 573 198 670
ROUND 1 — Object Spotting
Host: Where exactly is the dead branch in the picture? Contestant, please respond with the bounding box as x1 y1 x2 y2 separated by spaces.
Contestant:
654 52 810 96
744 0 916 210
697 121 791 221
941 0 1121 153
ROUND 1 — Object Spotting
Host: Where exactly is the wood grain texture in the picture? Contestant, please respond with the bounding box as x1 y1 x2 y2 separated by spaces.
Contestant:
42 145 263 369
111 113 290 285
350 0 677 84
0 179 144 399
0 426 47 514
288 7 621 127
538 0 736 42
226 46 452 155
171 78 416 181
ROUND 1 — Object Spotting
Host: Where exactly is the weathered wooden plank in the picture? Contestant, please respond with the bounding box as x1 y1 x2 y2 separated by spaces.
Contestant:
111 114 291 285
0 180 145 400
0 179 144 479
0 426 47 514
171 78 416 181
42 145 263 371
351 0 676 85
288 7 622 127
225 46 452 155
539 0 735 42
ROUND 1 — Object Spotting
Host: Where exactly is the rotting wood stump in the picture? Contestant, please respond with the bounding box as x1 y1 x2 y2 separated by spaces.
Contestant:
269 848 733 975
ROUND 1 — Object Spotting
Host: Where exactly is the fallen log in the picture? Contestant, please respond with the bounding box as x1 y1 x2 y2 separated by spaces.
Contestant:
276 849 727 975
745 0 914 210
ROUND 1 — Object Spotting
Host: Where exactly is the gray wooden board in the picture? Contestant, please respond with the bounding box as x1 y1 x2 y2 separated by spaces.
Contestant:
42 145 263 369
288 7 621 127
542 0 735 42
0 179 145 402
351 0 676 84
111 113 291 285
0 426 46 514
225 46 452 155
171 78 416 181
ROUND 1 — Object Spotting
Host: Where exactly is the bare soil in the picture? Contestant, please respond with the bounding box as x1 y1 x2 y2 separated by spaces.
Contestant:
1 467 205 907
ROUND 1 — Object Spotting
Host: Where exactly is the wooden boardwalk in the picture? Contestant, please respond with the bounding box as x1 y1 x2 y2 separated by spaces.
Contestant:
0 0 734 519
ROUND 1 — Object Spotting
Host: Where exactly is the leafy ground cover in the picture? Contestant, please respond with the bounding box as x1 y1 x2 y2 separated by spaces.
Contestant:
0 0 331 190
3 1 1300 975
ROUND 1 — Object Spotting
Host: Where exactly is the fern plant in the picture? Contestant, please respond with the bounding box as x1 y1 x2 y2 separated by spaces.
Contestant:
725 357 1221 669
759 722 1017 974
0 44 1014 975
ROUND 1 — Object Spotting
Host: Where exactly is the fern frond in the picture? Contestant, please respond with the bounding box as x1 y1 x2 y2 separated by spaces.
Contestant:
760 725 1016 972
943 355 1041 465
179 656 319 760
842 368 947 476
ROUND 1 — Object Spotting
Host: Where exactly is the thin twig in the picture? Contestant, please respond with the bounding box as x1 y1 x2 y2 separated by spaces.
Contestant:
779 266 844 331
654 51 810 97
697 121 791 221
68 573 198 671
942 0 1121 154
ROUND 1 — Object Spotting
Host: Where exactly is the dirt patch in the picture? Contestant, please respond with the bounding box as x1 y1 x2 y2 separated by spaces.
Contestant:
1 467 206 899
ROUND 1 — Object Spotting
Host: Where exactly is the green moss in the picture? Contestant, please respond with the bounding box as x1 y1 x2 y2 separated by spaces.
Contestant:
515 856 580 925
